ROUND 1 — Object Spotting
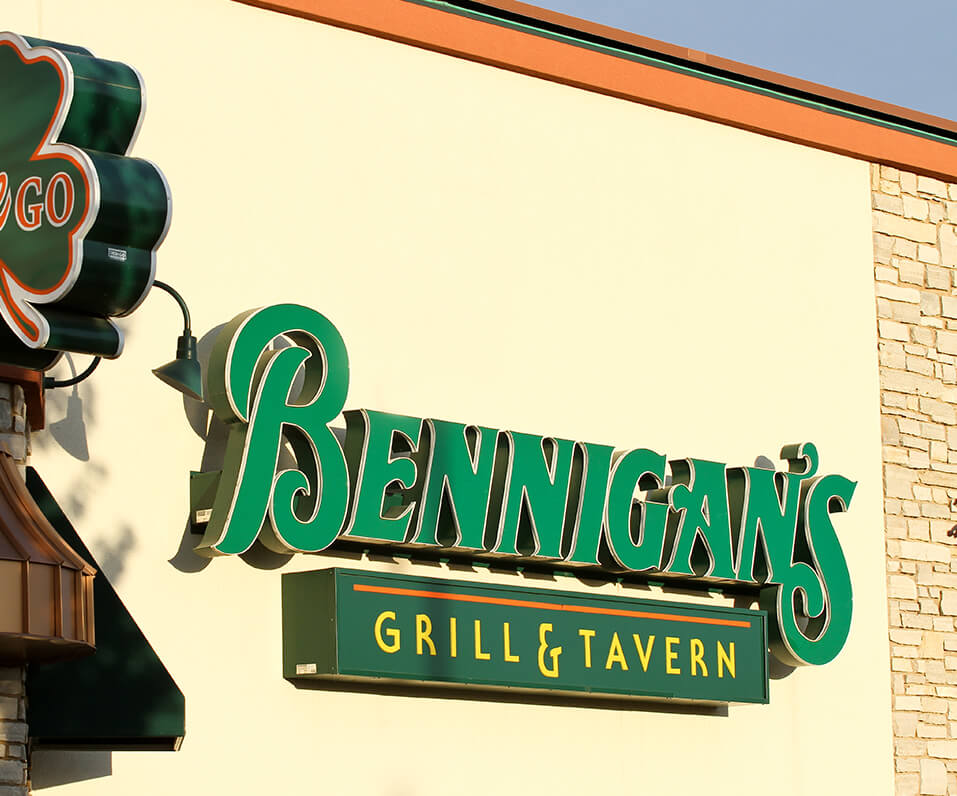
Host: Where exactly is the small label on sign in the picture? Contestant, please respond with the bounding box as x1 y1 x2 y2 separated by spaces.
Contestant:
194 508 213 524
296 663 318 675
107 247 127 262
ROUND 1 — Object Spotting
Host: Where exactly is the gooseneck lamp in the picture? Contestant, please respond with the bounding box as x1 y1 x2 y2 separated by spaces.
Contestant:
44 280 204 402
150 280 204 402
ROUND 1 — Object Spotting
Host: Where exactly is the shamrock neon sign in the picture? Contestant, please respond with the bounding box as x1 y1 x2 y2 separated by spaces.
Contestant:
0 32 171 369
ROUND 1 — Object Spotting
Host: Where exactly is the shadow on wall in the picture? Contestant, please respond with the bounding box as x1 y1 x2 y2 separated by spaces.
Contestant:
30 750 112 790
37 354 97 463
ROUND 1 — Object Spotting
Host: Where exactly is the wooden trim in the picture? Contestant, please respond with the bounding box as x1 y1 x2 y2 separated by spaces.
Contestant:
236 0 957 181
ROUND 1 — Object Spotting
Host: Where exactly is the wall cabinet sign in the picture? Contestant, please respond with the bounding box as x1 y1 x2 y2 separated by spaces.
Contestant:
0 32 171 369
283 569 769 704
194 304 856 671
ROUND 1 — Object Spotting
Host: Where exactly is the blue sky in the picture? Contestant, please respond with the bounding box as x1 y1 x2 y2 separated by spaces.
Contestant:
533 0 956 122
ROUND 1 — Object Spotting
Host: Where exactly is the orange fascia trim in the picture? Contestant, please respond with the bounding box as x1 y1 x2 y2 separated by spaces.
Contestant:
237 0 957 181
352 583 752 628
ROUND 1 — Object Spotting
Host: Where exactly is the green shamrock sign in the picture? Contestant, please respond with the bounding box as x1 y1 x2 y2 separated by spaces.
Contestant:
0 32 171 370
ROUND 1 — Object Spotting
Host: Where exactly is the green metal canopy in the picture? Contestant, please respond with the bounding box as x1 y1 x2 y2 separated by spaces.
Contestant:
24 467 185 751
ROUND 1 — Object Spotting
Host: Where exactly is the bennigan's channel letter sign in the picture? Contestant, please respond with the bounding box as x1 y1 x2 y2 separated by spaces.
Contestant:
283 569 769 704
194 304 858 681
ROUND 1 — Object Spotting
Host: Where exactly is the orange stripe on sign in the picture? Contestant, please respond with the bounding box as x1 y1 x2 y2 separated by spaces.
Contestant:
352 583 751 628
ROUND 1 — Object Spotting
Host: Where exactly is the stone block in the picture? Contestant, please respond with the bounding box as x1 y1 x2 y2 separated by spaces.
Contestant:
896 772 919 796
900 172 919 194
883 370 940 396
922 470 957 488
919 398 956 424
927 739 957 759
896 695 923 711
881 320 912 342
899 259 926 285
876 193 905 214
0 700 16 722
941 591 957 616
0 787 28 796
909 450 931 469
938 331 957 356
895 238 919 257
882 349 908 369
883 416 901 445
877 265 899 283
919 503 950 519
875 233 895 263
939 225 957 265
920 759 947 796
922 696 948 713
917 722 946 737
0 760 22 786
892 302 921 324
902 613 934 629
0 437 25 464
922 292 942 316
874 211 937 243
890 575 919 600
918 176 949 197
885 446 909 465
0 724 26 744
900 541 951 563
902 195 928 219
894 712 919 737
918 245 941 264
0 671 21 696
879 283 923 304
886 465 917 499
891 629 924 646
913 327 937 346
927 265 951 289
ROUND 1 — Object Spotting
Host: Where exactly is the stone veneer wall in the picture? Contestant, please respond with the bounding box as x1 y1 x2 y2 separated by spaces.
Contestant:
872 164 957 796
0 383 30 795
0 668 27 795
0 384 30 465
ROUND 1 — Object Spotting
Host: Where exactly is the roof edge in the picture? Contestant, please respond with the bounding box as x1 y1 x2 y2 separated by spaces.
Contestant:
449 0 957 140
235 0 957 181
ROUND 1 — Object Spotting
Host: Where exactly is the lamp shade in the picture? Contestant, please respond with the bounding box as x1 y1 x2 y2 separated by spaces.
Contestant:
0 453 95 663
152 334 203 402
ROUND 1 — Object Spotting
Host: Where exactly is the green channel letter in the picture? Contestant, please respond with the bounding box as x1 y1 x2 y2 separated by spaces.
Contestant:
195 304 350 556
762 468 856 666
563 442 615 566
729 442 819 584
342 409 424 544
603 448 669 571
662 459 736 579
492 432 576 559
410 420 499 550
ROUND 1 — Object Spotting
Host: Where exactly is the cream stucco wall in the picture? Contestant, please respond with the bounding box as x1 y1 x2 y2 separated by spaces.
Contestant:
3 1 891 793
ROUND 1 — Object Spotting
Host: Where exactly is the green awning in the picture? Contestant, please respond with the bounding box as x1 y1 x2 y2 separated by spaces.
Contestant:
25 467 185 751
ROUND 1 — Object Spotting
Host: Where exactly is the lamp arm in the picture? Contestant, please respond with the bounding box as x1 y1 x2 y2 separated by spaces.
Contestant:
152 280 192 334
43 356 101 389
